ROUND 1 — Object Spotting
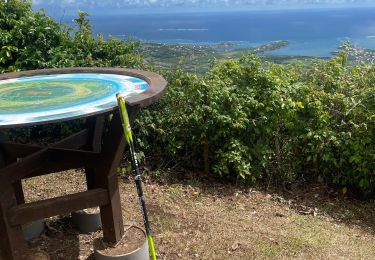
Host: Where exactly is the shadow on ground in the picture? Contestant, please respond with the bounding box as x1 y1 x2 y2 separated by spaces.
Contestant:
28 215 95 260
273 184 375 234
147 169 375 236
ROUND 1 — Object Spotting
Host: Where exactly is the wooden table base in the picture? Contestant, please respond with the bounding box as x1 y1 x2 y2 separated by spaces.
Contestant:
0 106 139 260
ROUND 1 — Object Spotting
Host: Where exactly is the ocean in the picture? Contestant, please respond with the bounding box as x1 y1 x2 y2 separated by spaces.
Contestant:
64 7 375 57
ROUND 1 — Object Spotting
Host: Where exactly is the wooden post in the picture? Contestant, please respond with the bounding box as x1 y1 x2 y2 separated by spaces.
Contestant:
0 150 28 260
94 106 139 243
85 115 105 190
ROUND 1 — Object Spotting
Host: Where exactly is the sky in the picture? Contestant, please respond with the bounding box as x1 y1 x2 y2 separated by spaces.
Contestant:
32 0 375 14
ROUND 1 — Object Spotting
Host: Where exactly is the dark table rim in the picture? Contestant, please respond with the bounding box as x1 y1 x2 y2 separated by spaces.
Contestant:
0 67 167 128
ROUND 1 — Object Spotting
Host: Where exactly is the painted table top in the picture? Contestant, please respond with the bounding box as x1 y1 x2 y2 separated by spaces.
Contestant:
0 73 150 127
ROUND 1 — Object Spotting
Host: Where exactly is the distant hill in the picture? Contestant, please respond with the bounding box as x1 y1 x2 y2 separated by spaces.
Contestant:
137 40 322 73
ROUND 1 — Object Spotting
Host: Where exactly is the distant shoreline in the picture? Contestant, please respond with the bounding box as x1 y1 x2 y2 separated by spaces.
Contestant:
58 7 375 58
136 40 328 73
137 39 333 58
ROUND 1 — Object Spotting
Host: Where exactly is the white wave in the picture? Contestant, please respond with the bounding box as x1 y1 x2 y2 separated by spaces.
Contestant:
159 28 208 32
367 36 375 39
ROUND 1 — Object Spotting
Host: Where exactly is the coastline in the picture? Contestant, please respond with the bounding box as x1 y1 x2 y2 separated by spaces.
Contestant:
136 40 327 73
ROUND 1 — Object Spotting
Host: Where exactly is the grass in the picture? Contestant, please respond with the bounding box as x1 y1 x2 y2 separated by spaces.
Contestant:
22 170 375 259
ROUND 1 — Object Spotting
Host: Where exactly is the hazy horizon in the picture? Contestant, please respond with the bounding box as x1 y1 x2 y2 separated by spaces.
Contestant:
31 0 375 57
33 0 375 15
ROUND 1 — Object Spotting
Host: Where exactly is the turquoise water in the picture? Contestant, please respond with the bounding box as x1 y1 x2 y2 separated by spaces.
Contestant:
65 7 375 57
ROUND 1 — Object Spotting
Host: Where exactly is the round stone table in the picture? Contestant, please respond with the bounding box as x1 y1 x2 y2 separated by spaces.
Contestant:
0 68 167 259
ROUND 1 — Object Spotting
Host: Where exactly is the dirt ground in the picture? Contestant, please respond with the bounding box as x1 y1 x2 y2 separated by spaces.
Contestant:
23 169 375 260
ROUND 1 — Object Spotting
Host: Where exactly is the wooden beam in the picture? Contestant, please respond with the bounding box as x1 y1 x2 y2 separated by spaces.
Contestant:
0 149 27 260
0 149 47 186
52 129 90 149
26 160 89 179
47 147 99 163
8 189 109 226
0 143 42 160
0 148 99 185
0 129 90 160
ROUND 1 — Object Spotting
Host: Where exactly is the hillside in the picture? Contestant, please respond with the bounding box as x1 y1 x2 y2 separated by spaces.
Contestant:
136 40 322 73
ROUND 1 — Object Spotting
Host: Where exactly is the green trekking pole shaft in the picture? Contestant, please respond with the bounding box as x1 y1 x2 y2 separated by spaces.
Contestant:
116 93 157 260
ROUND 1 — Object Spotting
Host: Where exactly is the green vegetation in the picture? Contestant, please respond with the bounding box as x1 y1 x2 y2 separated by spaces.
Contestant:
136 54 375 197
1 0 374 197
137 40 318 73
0 0 142 72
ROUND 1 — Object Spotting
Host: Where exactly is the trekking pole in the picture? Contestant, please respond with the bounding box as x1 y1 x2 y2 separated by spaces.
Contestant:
116 93 157 260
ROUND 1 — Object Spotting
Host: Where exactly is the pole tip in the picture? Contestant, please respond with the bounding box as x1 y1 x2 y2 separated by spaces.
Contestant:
116 92 122 99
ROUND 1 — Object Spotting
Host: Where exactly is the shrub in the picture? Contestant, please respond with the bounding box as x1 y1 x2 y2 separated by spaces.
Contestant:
0 0 143 72
137 56 301 182
136 54 375 196
294 54 375 195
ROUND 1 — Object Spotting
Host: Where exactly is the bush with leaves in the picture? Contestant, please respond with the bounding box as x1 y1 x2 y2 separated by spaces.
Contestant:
136 53 374 197
137 56 302 182
294 53 375 195
0 0 143 72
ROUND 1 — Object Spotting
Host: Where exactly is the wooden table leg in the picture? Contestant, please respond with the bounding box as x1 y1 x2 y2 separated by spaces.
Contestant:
96 111 126 243
92 106 139 243
0 191 28 260
85 115 105 190
0 149 28 260
0 130 26 206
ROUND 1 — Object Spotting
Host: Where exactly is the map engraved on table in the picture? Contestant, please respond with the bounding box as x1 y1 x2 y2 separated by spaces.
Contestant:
0 73 149 126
